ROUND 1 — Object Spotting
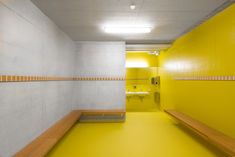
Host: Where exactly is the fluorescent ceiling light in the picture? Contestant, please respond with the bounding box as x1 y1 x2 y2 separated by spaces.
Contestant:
126 44 171 51
126 50 160 56
126 61 148 68
126 51 152 53
104 26 151 34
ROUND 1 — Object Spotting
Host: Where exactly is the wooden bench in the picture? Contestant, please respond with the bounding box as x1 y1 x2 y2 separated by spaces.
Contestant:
80 109 126 115
80 110 126 122
14 110 82 157
13 109 125 157
165 109 235 157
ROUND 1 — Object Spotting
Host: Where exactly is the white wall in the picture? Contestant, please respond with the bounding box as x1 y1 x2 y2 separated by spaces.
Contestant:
0 1 126 156
0 0 76 156
73 42 126 110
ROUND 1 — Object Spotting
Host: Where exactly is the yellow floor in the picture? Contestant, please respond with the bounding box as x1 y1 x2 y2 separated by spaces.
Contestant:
47 112 224 157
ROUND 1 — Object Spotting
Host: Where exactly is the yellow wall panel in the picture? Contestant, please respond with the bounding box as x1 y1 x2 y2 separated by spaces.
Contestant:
159 4 235 138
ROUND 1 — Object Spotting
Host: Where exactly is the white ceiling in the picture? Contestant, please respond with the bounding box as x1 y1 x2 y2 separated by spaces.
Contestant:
32 0 231 43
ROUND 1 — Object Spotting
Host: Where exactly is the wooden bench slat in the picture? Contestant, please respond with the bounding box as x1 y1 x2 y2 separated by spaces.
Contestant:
165 109 235 157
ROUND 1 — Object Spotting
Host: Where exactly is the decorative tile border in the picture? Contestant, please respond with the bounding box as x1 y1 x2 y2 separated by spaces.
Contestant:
0 75 125 82
4 75 235 82
174 76 235 81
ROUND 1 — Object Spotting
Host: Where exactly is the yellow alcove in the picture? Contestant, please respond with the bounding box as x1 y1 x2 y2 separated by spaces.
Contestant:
126 52 160 112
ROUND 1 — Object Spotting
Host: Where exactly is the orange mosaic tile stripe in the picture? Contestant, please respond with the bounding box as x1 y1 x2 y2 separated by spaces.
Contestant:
0 75 126 82
174 76 235 81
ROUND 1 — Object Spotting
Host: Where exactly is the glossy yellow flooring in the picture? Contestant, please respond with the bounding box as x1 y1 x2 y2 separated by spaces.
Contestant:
47 112 224 157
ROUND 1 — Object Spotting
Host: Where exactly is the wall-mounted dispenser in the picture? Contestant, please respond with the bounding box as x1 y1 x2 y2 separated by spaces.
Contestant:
151 76 160 85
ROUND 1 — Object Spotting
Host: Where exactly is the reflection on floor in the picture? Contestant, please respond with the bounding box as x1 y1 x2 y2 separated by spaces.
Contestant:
47 112 223 157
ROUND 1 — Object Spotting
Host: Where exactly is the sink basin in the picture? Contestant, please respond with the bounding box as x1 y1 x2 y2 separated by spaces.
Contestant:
126 91 150 96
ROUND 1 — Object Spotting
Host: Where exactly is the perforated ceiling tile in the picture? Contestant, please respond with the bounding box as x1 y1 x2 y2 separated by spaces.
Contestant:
32 0 231 43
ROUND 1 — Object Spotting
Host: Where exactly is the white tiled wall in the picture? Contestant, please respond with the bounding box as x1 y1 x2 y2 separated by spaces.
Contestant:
73 42 126 110
0 1 126 156
0 0 76 156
